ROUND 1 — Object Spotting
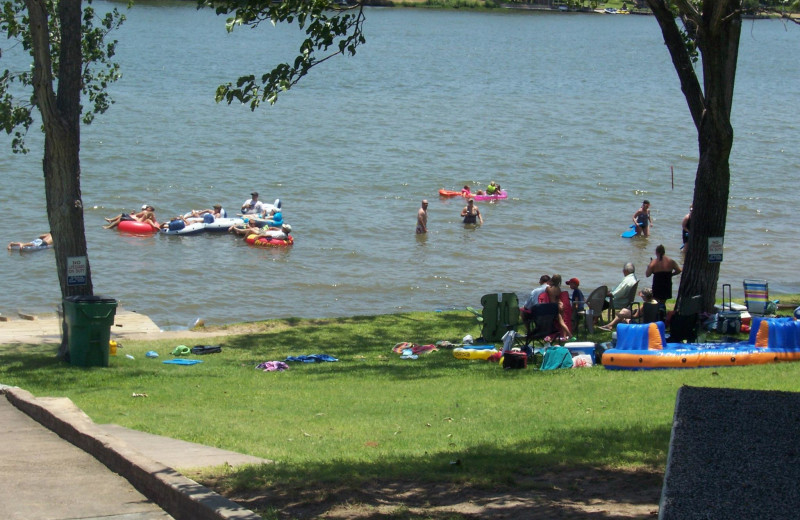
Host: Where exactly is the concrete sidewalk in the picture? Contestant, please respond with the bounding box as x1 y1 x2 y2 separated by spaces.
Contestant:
0 309 163 344
0 309 232 345
1 385 265 520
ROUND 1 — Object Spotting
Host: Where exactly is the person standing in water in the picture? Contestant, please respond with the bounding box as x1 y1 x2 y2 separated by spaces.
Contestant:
461 198 483 225
633 200 652 237
681 205 692 252
416 200 428 234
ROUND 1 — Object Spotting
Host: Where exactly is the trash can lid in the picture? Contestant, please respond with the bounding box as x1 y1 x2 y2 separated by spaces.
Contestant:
64 295 117 304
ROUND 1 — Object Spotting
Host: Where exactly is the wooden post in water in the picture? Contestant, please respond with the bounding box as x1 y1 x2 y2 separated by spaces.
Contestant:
671 166 674 190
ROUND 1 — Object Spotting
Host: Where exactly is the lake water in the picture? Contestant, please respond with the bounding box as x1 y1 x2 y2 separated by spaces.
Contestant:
2 3 799 329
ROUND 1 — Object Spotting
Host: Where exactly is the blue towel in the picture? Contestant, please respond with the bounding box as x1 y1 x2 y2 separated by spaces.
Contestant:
163 359 203 365
285 354 338 363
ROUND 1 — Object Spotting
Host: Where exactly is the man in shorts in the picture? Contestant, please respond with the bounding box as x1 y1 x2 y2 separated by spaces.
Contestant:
416 200 428 234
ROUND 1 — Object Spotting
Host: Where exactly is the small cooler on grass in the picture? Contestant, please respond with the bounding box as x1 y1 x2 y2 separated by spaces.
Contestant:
63 295 118 367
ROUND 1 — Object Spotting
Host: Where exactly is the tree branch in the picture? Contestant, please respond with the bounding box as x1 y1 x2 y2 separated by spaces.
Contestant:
23 0 58 126
645 0 706 130
673 0 702 29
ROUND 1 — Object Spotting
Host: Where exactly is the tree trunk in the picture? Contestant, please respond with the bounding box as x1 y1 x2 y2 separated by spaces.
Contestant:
26 0 94 358
646 0 741 313
679 117 732 312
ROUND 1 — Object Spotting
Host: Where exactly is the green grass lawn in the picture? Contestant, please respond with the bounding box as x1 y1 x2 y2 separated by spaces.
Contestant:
3 308 800 500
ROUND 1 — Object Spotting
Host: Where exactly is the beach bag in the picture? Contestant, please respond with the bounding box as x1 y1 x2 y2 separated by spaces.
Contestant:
540 346 573 370
716 284 741 334
502 351 527 370
191 345 222 355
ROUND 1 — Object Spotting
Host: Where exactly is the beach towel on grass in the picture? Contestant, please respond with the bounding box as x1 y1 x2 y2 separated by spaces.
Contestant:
392 342 437 355
256 361 289 372
539 346 573 370
285 354 338 363
163 359 203 365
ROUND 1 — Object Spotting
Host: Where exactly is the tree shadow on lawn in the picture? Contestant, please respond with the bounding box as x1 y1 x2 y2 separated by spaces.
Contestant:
224 313 475 352
205 423 668 519
214 312 503 380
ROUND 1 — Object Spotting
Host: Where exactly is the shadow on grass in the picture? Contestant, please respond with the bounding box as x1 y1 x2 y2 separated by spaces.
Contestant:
0 312 609 390
210 312 494 380
208 423 668 519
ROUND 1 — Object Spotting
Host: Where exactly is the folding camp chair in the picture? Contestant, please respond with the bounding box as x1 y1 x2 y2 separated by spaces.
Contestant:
668 294 703 342
479 293 520 343
608 280 639 322
518 303 559 347
630 302 665 324
580 285 608 333
743 279 770 316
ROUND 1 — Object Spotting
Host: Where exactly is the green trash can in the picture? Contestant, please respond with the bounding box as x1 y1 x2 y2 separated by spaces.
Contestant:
63 295 118 367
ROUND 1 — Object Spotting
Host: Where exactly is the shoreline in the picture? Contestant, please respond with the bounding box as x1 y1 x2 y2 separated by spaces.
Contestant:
0 309 232 345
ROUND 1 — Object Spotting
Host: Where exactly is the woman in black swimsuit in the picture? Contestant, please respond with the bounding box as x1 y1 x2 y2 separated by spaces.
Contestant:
646 244 682 304
461 199 483 225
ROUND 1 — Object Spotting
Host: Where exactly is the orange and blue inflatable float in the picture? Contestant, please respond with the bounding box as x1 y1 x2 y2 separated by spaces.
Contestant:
602 317 800 370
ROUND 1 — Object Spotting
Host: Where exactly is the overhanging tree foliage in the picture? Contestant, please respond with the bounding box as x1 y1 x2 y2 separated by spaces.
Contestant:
1 0 125 357
203 0 366 109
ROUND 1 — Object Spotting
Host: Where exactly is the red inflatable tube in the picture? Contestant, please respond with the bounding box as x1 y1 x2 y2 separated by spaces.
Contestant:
118 220 158 234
